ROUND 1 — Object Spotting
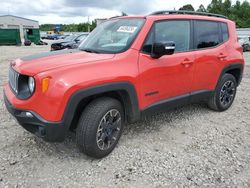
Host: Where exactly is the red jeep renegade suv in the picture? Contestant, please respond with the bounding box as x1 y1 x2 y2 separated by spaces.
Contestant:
4 11 244 158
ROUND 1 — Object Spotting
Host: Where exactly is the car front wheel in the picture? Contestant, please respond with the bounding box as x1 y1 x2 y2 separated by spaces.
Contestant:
76 97 124 158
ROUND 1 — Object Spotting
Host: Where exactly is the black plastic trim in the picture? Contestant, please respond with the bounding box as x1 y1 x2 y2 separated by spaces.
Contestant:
4 92 65 142
142 93 189 115
218 63 244 86
61 82 141 128
190 90 214 103
149 10 227 19
142 90 213 116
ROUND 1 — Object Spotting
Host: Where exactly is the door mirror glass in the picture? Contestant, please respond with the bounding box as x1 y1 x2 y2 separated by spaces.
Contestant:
151 42 175 58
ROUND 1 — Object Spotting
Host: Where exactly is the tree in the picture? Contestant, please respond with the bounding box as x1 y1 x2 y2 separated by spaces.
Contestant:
197 4 207 12
223 0 232 11
207 0 233 17
179 4 195 11
230 0 250 27
207 0 223 14
206 0 250 28
220 0 232 16
121 12 128 16
40 21 97 32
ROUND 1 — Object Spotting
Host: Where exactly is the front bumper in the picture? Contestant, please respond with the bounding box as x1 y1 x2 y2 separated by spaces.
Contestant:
4 92 67 142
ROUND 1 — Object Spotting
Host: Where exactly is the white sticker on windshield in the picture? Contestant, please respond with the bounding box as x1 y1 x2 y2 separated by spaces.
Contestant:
117 26 137 33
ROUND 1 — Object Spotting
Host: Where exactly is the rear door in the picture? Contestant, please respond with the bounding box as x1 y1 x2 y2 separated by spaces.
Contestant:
138 20 195 109
191 20 229 92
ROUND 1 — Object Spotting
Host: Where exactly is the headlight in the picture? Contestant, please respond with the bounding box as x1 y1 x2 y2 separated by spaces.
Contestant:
28 77 35 93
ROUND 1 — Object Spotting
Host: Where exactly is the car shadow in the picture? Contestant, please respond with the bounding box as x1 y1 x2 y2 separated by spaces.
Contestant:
32 103 211 159
125 103 209 134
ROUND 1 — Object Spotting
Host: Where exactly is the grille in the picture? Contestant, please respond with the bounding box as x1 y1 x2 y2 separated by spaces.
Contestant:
8 67 19 94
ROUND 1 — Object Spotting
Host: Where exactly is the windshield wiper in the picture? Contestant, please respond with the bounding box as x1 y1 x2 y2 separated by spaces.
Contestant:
81 48 100 53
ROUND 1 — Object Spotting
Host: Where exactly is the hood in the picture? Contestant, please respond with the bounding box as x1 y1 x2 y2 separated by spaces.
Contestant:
52 41 74 46
13 50 115 76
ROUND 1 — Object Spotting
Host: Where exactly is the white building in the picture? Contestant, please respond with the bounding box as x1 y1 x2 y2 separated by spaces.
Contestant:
237 28 250 36
0 15 39 44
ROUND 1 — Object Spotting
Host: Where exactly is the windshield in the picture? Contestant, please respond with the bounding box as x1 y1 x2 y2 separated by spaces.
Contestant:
76 34 88 41
79 18 145 53
64 35 77 41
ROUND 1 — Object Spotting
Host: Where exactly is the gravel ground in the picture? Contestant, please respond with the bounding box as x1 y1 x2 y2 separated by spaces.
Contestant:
0 45 250 188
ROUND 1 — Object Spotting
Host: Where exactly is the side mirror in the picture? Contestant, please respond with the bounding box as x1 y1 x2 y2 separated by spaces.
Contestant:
151 42 175 58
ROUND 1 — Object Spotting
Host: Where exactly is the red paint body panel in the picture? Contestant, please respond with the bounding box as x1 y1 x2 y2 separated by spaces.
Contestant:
14 52 115 76
138 52 195 108
4 14 245 123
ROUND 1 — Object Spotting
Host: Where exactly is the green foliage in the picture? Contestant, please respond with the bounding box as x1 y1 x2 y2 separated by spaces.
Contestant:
179 1 250 27
40 21 97 32
207 0 232 16
207 0 250 27
179 4 195 11
197 4 207 12
169 0 250 28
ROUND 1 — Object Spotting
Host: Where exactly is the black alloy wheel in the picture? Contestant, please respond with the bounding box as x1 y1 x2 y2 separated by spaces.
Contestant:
96 109 122 150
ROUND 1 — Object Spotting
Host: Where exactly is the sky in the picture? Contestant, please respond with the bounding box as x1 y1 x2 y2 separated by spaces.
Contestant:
0 0 247 24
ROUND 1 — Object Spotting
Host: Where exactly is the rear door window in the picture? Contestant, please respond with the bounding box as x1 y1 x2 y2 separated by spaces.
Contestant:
194 21 220 49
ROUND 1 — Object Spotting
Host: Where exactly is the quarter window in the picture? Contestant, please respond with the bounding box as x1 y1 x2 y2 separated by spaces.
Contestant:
221 23 229 42
195 21 220 49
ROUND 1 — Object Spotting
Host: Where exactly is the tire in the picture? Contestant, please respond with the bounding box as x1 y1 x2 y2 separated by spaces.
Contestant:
76 97 124 158
208 73 237 112
243 45 247 52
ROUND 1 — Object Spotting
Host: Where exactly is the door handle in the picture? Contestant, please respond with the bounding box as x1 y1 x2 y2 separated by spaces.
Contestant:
217 53 227 59
181 59 194 67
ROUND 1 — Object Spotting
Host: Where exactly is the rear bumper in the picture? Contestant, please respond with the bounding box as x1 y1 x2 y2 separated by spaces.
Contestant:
4 92 66 142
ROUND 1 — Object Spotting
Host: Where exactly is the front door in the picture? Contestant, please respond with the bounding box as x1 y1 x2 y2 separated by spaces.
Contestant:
139 20 195 109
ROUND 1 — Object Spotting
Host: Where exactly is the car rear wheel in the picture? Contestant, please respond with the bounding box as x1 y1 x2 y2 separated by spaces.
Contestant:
208 73 237 112
76 97 124 158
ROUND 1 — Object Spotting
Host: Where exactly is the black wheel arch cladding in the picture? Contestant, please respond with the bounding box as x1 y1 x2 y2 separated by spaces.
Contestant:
62 82 141 131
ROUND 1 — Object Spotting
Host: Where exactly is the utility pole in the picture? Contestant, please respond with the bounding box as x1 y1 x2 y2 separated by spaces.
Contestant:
87 16 90 33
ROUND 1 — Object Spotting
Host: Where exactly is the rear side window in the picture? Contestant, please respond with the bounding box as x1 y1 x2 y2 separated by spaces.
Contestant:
221 23 229 42
142 20 190 54
195 21 220 49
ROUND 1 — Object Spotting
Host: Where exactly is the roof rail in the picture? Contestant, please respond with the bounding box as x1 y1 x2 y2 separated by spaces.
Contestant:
149 10 227 19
